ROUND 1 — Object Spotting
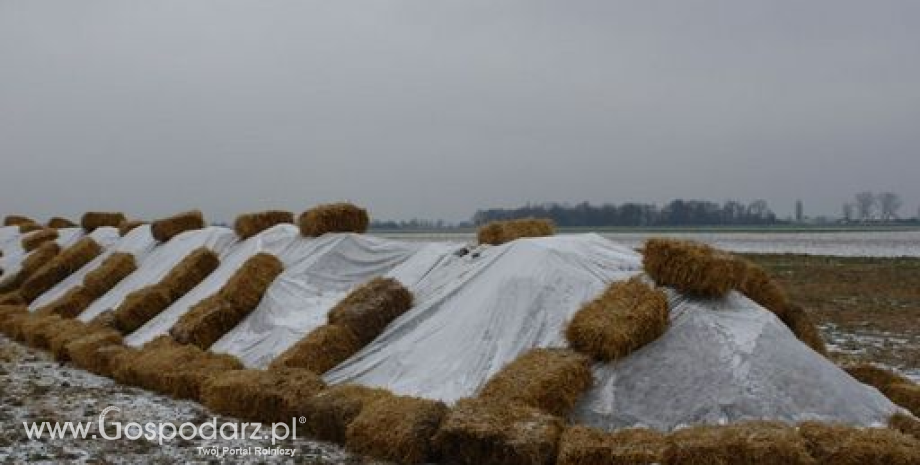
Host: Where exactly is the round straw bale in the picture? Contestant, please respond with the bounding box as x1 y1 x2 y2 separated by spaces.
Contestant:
81 212 127 232
433 398 565 465
83 252 137 298
218 253 283 310
566 277 670 362
643 238 747 298
346 395 448 464
478 348 592 417
47 217 77 229
798 421 920 465
66 328 124 373
301 384 393 444
18 222 43 233
21 229 59 252
233 210 294 240
157 247 220 301
781 304 827 355
888 413 920 440
4 215 34 226
117 220 146 237
202 368 326 423
477 218 555 246
327 277 414 345
558 425 666 465
298 203 369 237
150 210 206 242
111 286 172 334
20 237 103 303
268 324 361 374
738 261 790 318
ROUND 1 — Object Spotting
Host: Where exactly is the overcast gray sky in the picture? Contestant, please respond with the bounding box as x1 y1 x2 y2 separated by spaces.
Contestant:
1 1 918 223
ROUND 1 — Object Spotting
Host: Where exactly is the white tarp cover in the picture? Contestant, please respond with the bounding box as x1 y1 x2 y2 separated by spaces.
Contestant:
30 226 154 310
0 227 86 289
323 234 901 430
0 226 22 258
77 227 238 322
126 224 302 346
210 233 428 368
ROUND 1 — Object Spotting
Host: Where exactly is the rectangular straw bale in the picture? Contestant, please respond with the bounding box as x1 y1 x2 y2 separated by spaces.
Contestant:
477 218 555 246
888 413 920 440
0 304 27 320
346 395 448 464
110 285 172 334
21 229 59 252
20 237 103 303
150 210 205 242
0 313 30 339
18 242 62 281
234 210 294 239
798 422 920 465
0 292 25 306
38 286 96 318
301 384 393 444
48 319 93 361
157 247 220 301
662 422 814 465
159 349 243 400
886 383 920 417
781 304 827 355
47 217 77 229
201 368 326 423
268 324 361 374
642 238 747 298
102 345 142 380
434 398 565 465
844 363 912 392
169 295 235 348
118 220 145 236
218 253 283 309
566 277 670 362
739 261 790 318
110 336 196 389
81 212 127 232
21 313 64 348
327 277 413 345
66 328 124 373
298 203 369 237
4 215 34 226
478 348 592 417
83 252 137 297
557 425 666 465
19 222 43 233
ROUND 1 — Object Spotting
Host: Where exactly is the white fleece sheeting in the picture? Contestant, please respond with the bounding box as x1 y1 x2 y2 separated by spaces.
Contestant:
77 227 238 322
126 224 302 346
322 234 901 430
30 226 155 310
209 233 427 368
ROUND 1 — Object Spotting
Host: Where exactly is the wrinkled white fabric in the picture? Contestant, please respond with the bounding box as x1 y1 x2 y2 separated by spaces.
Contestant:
210 233 425 368
126 224 302 346
78 227 238 322
30 226 153 310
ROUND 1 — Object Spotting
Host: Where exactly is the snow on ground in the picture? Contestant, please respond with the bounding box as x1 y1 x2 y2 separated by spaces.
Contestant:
0 336 379 465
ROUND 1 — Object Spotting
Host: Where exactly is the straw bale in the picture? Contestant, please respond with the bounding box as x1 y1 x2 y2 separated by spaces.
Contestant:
738 260 790 318
0 292 24 306
887 383 920 417
298 203 369 237
643 238 746 298
37 286 95 318
345 395 448 464
118 220 145 236
888 413 920 440
157 247 220 301
201 368 326 423
662 422 814 465
478 348 592 416
477 218 555 245
47 319 93 361
844 363 912 391
81 212 126 232
150 210 205 242
326 276 413 345
20 237 102 303
218 253 282 310
781 304 827 355
19 222 42 233
433 398 565 465
798 422 920 465
4 215 34 226
47 217 77 229
566 277 670 362
268 324 361 374
21 229 58 252
83 252 137 297
301 384 393 443
21 313 64 348
66 328 124 373
110 286 172 334
20 242 62 279
0 313 30 339
169 295 235 349
233 210 294 240
557 425 666 465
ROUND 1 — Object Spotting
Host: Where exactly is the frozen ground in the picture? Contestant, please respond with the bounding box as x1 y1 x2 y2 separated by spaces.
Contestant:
0 336 379 465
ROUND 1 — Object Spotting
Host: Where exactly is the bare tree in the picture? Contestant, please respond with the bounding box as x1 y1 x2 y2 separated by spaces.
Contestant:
878 192 902 221
842 203 854 222
854 191 876 221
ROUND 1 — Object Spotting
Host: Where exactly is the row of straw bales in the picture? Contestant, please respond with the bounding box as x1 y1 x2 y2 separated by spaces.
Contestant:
19 237 103 303
21 228 58 252
36 252 137 319
845 363 920 417
106 247 219 333
171 253 283 349
477 218 555 245
269 277 412 373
